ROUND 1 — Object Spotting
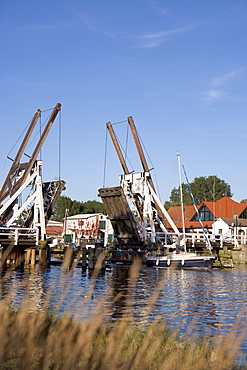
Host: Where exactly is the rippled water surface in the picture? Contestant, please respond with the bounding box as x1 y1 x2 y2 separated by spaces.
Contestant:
1 263 247 352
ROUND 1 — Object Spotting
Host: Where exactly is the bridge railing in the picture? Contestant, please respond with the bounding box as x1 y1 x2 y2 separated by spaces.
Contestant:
0 226 39 245
161 232 247 249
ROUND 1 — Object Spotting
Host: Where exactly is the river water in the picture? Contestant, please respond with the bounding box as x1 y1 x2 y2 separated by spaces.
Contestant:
1 262 247 354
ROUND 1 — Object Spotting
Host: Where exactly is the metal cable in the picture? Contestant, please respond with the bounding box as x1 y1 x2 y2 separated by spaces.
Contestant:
103 126 108 188
58 108 62 180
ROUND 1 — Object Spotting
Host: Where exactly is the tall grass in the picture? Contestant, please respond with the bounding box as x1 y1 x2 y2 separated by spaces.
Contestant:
0 256 246 369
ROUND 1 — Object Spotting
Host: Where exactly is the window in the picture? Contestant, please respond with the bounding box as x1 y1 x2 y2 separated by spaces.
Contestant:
99 220 106 230
239 209 247 219
192 206 214 222
108 234 113 242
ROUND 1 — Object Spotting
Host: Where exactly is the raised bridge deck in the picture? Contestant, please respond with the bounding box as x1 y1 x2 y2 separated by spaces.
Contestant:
98 186 141 245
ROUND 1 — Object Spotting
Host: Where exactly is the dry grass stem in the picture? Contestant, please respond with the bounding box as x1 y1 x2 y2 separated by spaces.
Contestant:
0 258 246 369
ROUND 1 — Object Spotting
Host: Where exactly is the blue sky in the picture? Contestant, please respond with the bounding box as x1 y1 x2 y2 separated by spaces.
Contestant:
0 0 246 204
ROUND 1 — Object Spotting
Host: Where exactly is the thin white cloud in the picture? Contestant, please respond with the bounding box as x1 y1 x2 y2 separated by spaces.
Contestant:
212 69 241 87
0 20 76 37
74 11 100 32
202 89 229 103
135 23 199 48
202 68 243 104
149 1 170 16
73 9 118 40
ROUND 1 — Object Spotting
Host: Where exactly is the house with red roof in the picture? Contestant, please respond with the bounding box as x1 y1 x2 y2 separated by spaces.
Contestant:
212 217 247 244
46 220 64 238
165 197 247 235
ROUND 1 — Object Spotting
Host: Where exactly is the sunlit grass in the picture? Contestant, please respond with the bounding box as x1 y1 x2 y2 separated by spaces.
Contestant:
0 256 246 369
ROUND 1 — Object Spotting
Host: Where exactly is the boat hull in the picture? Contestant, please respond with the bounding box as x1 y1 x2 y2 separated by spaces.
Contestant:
146 254 215 269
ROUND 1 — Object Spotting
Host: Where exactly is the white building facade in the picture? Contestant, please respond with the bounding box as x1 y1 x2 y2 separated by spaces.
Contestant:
212 218 247 245
65 213 113 247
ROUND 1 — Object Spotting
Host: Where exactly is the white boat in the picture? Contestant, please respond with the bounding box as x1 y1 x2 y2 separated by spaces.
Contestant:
146 154 215 269
146 251 215 269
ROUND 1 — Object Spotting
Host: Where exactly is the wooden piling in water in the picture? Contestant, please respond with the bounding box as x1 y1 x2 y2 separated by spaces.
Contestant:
81 248 87 268
39 249 47 266
88 247 95 269
62 246 74 270
31 249 36 266
25 249 32 265
47 245 51 267
95 247 105 269
1 242 15 270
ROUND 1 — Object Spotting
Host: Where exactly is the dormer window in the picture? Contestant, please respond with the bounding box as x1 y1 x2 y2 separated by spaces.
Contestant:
239 209 247 219
192 206 214 222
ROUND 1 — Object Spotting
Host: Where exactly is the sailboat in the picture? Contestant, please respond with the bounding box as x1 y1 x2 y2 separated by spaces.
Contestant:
146 154 215 269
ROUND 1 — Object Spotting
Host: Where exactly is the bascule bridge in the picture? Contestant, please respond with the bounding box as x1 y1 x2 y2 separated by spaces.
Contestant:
0 103 66 269
98 117 179 249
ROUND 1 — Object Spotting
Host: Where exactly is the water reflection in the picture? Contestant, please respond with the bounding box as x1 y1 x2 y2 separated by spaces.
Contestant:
0 263 247 351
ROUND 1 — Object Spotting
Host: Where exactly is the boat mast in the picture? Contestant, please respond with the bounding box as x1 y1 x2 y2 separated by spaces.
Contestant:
177 153 186 252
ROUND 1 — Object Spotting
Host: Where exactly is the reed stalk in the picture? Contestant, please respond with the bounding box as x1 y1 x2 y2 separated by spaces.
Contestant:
0 258 246 369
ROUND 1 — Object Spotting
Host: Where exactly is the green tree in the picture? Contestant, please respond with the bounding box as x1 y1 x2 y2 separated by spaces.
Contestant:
164 185 191 209
52 196 105 222
165 175 233 209
240 199 247 203
82 200 106 214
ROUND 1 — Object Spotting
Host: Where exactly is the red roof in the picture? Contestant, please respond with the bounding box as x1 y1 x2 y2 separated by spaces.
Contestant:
165 197 247 230
46 225 63 236
200 196 247 218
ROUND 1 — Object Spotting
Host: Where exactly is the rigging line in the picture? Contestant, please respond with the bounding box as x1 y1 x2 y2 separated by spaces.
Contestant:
39 112 42 161
181 162 212 252
7 118 33 158
152 169 161 200
124 121 129 164
137 129 161 199
103 125 108 188
166 155 178 203
138 132 155 169
111 119 127 126
0 159 7 189
25 115 49 152
115 132 135 173
41 107 54 113
58 108 62 180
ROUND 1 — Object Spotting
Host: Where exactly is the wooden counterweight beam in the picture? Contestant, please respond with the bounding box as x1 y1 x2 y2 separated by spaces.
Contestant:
0 109 41 203
106 121 145 221
12 103 62 195
106 122 130 175
0 103 62 225
127 116 164 220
